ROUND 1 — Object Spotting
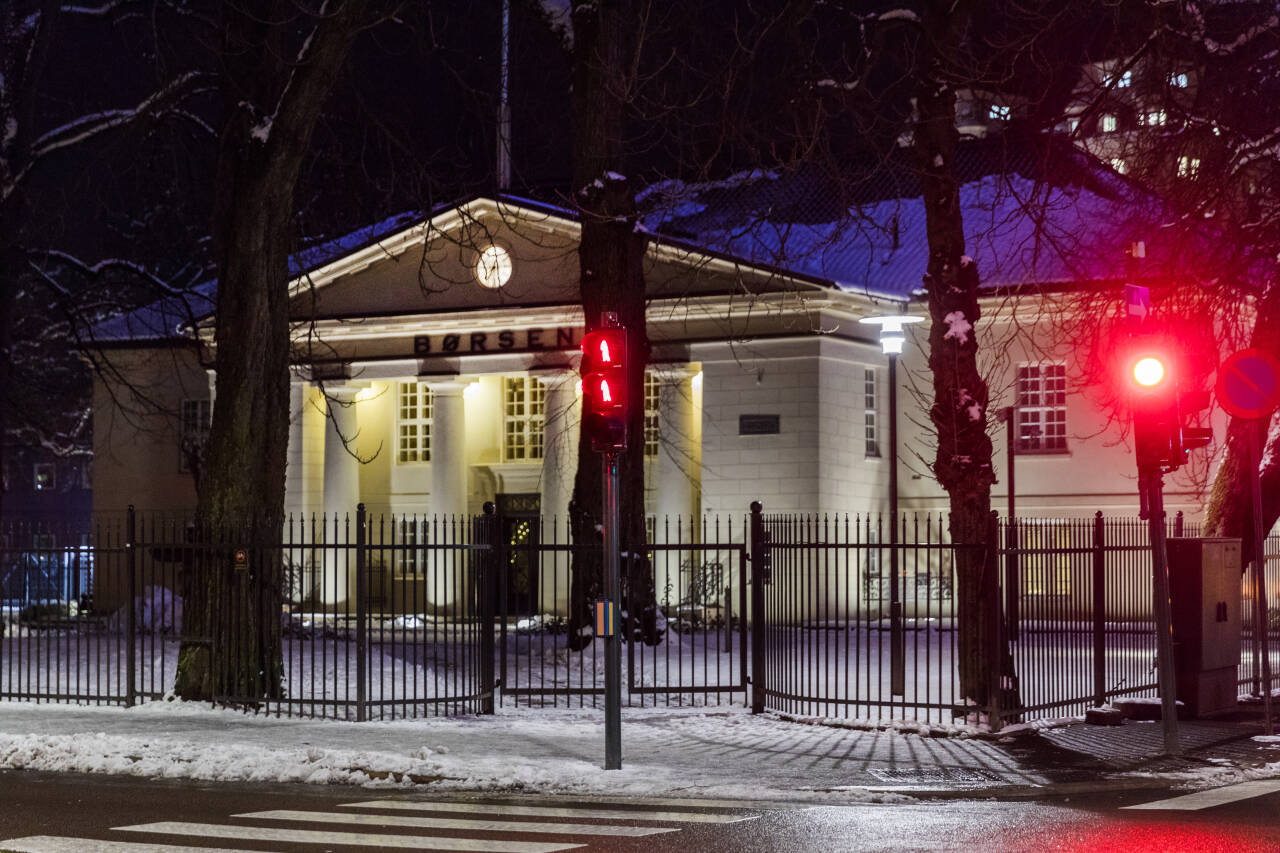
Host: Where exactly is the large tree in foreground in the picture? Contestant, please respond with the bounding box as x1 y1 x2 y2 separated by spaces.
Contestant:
175 0 390 702
564 0 656 648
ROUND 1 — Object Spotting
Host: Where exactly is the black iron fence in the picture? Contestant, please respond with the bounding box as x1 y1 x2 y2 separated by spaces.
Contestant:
3 506 1277 729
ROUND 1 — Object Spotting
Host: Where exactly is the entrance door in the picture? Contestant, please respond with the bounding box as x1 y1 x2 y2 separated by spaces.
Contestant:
496 494 540 618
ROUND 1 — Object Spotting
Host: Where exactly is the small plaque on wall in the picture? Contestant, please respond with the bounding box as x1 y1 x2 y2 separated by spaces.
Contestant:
739 414 781 435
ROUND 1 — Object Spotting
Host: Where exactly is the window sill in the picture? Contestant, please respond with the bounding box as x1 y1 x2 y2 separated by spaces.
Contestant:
1013 447 1070 456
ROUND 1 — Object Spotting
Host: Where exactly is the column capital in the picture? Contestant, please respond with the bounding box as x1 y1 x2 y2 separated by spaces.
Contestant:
649 362 699 382
423 376 474 395
533 367 579 390
317 382 369 401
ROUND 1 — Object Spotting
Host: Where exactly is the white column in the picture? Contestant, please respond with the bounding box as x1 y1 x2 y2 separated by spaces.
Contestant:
426 379 470 518
425 379 470 609
321 386 361 605
537 370 580 526
652 366 698 611
537 370 580 614
654 366 697 524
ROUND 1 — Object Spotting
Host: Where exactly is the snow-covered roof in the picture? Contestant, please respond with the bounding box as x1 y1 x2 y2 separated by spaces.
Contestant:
91 142 1183 346
89 210 425 344
638 139 1164 300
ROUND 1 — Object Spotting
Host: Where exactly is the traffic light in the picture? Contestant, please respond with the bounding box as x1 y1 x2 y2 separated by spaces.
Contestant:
1130 354 1176 471
581 318 630 452
1128 352 1212 473
1172 388 1212 468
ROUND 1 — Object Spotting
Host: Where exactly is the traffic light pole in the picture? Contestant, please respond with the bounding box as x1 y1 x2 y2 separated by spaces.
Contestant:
602 451 622 769
1249 421 1274 734
888 351 904 696
1141 467 1181 755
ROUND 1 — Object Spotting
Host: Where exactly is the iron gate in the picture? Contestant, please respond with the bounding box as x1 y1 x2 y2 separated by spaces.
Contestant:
490 513 749 708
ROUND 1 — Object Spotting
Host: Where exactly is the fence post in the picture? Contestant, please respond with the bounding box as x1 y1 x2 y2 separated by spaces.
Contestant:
749 501 766 714
1004 514 1019 642
126 505 137 708
1174 510 1184 538
355 504 367 723
985 511 1003 732
1092 510 1106 708
479 502 497 715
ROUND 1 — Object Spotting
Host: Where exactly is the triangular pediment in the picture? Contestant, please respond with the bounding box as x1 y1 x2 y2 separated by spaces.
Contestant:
288 197 583 321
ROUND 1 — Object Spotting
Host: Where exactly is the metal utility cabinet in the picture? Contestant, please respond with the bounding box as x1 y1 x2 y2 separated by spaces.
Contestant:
1167 538 1242 717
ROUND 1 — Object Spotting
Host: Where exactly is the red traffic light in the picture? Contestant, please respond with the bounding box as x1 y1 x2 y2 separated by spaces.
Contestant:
581 319 630 452
1132 357 1166 387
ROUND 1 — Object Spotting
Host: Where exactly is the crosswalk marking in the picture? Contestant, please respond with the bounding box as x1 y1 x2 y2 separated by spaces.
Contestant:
526 795 807 811
341 799 761 824
0 839 249 853
1122 779 1280 811
237 808 679 836
114 822 583 852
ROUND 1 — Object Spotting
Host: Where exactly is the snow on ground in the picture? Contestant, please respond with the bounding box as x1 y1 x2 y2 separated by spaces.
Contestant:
0 700 945 803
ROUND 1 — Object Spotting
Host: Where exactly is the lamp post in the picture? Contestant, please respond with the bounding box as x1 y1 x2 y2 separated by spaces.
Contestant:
860 314 923 697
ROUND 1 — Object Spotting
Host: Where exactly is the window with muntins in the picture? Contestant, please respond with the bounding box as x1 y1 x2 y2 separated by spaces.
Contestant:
503 376 545 461
397 381 432 463
864 367 880 457
644 372 660 458
1016 363 1067 452
180 399 211 472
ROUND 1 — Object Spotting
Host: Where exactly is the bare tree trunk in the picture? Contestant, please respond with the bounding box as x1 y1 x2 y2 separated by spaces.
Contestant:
566 0 654 650
175 0 375 701
914 4 1001 707
1205 284 1280 563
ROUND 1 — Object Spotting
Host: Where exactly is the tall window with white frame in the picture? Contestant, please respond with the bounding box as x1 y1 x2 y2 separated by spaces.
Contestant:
179 399 211 472
864 367 880 457
397 381 432 463
503 376 546 462
643 372 660 458
1015 363 1067 452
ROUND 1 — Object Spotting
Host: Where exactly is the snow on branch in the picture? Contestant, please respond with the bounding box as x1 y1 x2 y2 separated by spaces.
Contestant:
29 250 193 297
1204 16 1279 57
27 70 203 166
61 1 128 16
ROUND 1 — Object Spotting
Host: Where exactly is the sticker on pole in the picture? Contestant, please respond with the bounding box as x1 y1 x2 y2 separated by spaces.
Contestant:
233 548 249 571
594 599 616 637
1216 349 1280 420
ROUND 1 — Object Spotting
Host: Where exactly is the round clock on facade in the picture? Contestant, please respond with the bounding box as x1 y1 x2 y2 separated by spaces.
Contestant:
475 244 513 289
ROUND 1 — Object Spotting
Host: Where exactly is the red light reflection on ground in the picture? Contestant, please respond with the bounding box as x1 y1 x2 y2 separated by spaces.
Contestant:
1031 819 1274 853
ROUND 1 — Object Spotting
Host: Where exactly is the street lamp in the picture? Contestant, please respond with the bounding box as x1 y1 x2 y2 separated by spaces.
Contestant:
860 314 923 697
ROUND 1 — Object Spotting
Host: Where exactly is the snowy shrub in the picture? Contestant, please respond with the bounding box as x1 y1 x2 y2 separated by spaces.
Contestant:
108 586 183 633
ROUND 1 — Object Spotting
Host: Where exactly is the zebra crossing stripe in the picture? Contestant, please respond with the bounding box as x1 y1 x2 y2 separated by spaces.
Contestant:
1122 780 1280 811
341 800 760 823
237 808 678 836
0 838 248 853
114 822 583 852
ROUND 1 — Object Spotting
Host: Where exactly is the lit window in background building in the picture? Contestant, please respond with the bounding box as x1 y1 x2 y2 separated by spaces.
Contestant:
1016 363 1067 452
503 375 545 461
1177 156 1201 178
1100 114 1118 133
864 367 880 457
397 381 432 463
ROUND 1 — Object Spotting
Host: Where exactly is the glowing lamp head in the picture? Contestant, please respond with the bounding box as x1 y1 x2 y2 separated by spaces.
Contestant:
1132 357 1166 387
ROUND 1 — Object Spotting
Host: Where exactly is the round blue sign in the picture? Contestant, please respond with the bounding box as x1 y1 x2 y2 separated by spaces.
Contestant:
1217 349 1280 420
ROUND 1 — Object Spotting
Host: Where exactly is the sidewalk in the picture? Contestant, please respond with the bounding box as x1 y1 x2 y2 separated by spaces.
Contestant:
0 700 1277 803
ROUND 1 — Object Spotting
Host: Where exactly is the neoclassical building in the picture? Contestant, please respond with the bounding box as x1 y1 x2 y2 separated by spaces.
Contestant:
90 153 1220 548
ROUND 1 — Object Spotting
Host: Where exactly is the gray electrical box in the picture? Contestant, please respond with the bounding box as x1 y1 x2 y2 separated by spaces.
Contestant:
1167 538 1241 717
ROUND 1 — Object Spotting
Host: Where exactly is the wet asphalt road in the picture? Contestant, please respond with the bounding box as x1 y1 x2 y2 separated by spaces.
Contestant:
2 770 1279 852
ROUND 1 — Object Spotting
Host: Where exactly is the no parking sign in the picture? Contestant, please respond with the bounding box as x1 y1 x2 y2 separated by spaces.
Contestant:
1216 349 1280 420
